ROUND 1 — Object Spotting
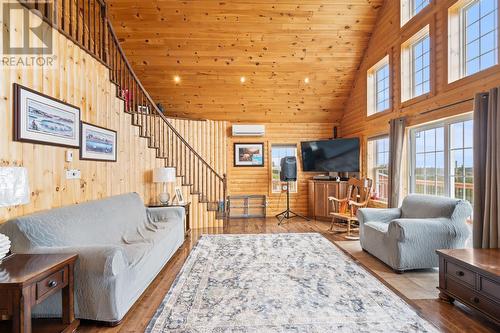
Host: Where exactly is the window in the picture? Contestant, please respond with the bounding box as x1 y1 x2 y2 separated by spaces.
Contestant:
409 115 473 204
367 136 390 202
271 144 298 194
367 56 390 116
449 0 498 82
401 26 431 102
401 0 431 26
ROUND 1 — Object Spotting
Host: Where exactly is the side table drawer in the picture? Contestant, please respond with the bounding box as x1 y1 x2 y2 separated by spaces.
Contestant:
447 278 500 320
446 261 476 287
479 276 500 303
36 268 66 300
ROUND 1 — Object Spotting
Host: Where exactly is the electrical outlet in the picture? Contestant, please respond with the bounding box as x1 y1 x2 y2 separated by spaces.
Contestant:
66 150 74 162
66 169 81 179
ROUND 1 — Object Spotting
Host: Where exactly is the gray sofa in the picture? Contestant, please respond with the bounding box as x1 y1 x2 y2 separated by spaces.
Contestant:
0 193 185 324
357 194 472 272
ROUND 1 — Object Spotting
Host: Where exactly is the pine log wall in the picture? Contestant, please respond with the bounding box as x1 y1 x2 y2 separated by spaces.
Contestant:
340 0 500 179
0 5 227 228
226 123 336 217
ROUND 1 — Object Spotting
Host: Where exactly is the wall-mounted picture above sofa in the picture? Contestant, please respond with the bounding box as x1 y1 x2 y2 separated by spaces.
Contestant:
80 122 117 162
13 83 81 148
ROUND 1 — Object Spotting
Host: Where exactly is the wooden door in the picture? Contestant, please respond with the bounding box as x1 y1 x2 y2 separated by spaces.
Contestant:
314 183 327 218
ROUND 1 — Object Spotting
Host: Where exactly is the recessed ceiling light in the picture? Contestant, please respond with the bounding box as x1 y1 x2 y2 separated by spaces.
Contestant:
304 77 310 84
240 76 246 83
173 75 181 83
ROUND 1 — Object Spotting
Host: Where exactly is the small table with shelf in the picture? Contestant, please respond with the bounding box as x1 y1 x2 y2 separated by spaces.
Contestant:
147 202 191 237
0 253 79 333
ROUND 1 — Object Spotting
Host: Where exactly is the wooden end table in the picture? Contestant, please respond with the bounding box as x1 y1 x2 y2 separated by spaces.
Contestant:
148 202 191 237
0 253 79 333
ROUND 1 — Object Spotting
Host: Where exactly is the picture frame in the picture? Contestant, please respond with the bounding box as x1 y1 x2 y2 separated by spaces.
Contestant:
14 83 81 148
234 143 264 167
175 187 185 204
80 122 118 162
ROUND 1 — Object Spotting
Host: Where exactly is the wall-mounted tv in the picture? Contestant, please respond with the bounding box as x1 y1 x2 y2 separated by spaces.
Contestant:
300 138 360 172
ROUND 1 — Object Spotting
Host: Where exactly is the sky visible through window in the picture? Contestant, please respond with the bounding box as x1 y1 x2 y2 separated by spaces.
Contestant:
413 0 430 16
376 64 390 112
464 0 498 76
412 35 430 97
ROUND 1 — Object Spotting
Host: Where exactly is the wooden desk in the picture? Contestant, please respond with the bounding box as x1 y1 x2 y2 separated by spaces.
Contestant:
0 254 79 333
148 202 191 237
437 248 500 326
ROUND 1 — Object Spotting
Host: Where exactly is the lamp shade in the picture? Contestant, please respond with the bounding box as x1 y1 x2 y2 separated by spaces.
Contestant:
153 167 176 183
0 167 30 207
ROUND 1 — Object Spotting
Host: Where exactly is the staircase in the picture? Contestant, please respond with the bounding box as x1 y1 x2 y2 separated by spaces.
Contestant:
21 0 227 218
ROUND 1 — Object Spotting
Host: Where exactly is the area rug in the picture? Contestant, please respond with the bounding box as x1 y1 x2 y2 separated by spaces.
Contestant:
146 233 438 332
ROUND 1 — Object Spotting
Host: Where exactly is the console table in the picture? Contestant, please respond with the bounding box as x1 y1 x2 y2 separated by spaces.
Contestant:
437 248 500 326
307 180 348 220
0 253 79 333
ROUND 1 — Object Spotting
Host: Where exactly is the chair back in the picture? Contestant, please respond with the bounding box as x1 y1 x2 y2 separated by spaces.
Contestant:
335 178 373 215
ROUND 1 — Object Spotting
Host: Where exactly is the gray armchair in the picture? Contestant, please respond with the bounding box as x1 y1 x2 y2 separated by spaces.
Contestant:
357 194 472 272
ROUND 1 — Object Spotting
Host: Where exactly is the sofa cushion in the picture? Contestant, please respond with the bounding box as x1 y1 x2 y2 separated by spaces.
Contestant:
2 193 148 249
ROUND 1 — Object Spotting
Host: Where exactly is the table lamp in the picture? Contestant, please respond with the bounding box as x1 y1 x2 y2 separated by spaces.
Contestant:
153 167 176 205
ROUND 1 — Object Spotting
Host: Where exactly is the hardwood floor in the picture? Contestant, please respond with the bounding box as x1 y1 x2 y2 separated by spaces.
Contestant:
13 218 500 333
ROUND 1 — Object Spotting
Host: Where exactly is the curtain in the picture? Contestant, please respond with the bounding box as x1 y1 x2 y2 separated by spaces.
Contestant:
387 117 406 208
473 90 500 248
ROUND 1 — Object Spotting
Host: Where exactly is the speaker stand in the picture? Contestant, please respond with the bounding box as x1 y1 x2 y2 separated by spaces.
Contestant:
276 181 310 225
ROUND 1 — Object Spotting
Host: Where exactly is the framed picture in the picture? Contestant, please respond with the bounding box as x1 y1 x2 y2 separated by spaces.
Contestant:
175 187 185 204
234 143 264 167
14 83 81 148
80 122 117 162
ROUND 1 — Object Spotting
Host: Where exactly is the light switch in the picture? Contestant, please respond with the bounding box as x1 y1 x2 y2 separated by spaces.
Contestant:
66 150 73 162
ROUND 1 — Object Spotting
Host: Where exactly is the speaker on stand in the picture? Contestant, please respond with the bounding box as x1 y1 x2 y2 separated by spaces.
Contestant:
276 156 310 225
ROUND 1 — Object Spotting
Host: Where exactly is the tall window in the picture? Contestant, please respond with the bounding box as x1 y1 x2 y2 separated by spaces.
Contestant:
401 26 430 102
401 0 431 26
409 115 474 203
449 0 498 82
367 56 390 116
414 0 430 16
367 136 390 202
271 144 298 194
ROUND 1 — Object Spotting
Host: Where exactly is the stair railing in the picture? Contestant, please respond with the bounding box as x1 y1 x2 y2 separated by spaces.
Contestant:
18 0 227 216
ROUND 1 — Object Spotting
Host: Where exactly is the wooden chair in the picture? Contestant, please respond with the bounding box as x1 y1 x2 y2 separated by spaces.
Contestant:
328 178 373 240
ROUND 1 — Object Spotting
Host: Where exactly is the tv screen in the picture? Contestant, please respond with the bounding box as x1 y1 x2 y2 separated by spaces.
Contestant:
300 138 360 172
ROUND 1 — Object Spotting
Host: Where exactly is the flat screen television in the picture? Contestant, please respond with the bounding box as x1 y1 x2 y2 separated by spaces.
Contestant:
300 138 360 172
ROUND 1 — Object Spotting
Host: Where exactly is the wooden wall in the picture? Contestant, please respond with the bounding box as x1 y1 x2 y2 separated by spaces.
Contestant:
340 0 500 177
227 123 336 217
0 5 227 228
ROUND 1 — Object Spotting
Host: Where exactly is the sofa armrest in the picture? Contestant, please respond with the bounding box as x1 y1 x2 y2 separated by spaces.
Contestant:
357 208 402 225
28 245 127 277
147 206 185 223
388 218 463 242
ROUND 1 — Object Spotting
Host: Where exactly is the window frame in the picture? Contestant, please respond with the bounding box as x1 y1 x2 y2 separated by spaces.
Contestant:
367 135 390 203
270 143 298 194
367 55 391 117
408 113 473 200
401 0 432 27
401 25 431 103
448 0 499 83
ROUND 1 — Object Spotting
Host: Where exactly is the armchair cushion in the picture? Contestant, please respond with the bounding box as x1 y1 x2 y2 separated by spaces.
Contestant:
387 218 458 242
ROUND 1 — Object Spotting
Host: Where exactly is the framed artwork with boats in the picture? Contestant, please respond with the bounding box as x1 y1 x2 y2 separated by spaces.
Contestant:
13 83 81 148
80 122 117 162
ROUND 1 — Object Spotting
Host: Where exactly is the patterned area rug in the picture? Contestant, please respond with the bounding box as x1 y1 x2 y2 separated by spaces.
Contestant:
146 233 438 332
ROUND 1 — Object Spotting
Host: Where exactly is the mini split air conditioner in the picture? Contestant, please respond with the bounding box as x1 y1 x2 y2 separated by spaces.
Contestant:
232 124 265 137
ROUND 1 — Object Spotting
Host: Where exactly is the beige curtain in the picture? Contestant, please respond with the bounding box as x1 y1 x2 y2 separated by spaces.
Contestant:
473 90 500 248
388 117 406 208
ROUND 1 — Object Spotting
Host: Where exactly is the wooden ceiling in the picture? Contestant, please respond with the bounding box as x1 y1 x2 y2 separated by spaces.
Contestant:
107 0 383 123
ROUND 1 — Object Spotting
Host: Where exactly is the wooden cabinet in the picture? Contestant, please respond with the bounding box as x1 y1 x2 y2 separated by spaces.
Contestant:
308 180 348 220
437 249 500 326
